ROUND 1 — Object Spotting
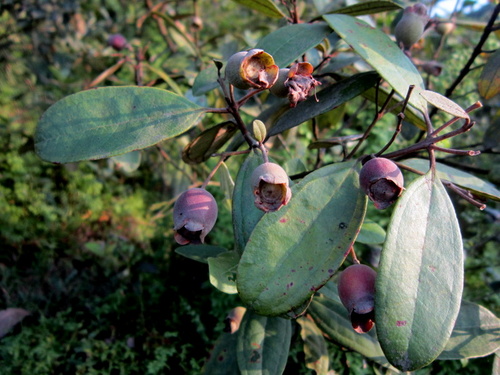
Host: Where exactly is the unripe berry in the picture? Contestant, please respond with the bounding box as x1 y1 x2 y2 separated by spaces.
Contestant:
338 264 377 333
173 188 218 245
225 49 279 90
394 3 429 50
269 68 290 98
107 34 129 51
359 157 404 210
251 162 292 212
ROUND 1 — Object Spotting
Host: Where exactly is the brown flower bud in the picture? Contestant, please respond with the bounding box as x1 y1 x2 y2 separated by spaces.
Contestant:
338 264 377 333
173 188 218 245
225 49 279 90
359 157 404 210
251 162 292 212
394 3 429 50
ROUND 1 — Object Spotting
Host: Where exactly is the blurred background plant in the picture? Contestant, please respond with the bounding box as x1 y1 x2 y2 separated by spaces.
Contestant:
0 0 498 374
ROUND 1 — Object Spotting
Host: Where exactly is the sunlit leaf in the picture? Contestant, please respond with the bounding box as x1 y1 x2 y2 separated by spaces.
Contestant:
208 251 240 294
237 161 367 317
357 219 386 245
323 0 402 17
439 300 500 360
297 316 330 374
269 71 380 137
110 150 141 173
478 49 500 100
402 158 500 201
375 172 463 371
35 87 205 163
236 311 291 374
255 23 333 67
231 0 286 19
420 90 469 119
324 14 427 114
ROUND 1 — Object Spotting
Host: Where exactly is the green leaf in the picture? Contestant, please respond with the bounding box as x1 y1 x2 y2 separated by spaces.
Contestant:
175 244 227 264
110 150 141 173
420 90 469 119
182 121 237 164
219 161 235 203
35 87 205 163
439 300 500 360
232 152 265 253
193 64 219 96
269 71 380 137
203 330 240 374
297 316 330 374
323 14 427 114
208 251 240 295
375 172 464 371
255 23 333 68
478 49 500 100
357 219 386 245
237 161 367 317
323 0 403 17
402 158 500 202
230 0 286 19
236 311 291 375
308 296 393 368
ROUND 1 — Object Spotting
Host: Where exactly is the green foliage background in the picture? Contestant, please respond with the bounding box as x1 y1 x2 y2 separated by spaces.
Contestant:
0 0 499 374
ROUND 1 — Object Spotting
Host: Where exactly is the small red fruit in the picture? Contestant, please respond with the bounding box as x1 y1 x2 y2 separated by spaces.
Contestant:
107 34 129 51
359 157 404 209
173 188 218 245
338 264 377 333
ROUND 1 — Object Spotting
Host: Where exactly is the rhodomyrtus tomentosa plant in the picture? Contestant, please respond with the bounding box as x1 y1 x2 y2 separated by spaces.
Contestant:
33 0 500 373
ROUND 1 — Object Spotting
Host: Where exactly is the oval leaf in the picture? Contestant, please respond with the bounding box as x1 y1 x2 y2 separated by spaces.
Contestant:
438 300 500 360
193 64 219 96
231 0 286 19
208 251 240 295
308 296 393 368
323 14 427 114
478 49 500 100
357 219 386 245
323 0 403 17
237 161 367 317
269 71 380 137
175 244 227 264
420 90 469 119
375 172 464 371
110 150 142 173
35 87 205 163
232 152 266 253
255 23 333 68
297 316 330 374
236 311 291 375
402 158 500 201
203 330 240 374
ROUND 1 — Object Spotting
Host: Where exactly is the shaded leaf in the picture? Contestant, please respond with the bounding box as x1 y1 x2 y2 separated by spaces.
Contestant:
478 49 500 100
438 300 500 360
308 296 393 368
110 150 142 173
203 330 240 374
420 90 469 119
182 121 237 164
237 161 367 317
0 308 30 338
232 152 266 253
219 161 235 202
308 134 363 150
375 172 463 371
236 311 291 375
324 14 427 114
208 251 240 295
483 119 500 152
297 316 330 374
175 244 227 264
357 219 386 245
230 0 286 19
402 158 500 201
193 64 220 96
362 85 427 130
255 23 333 68
323 0 403 17
35 87 205 163
269 71 380 137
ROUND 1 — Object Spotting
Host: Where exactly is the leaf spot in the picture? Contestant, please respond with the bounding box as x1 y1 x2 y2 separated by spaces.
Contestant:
249 350 261 363
279 218 287 223
396 320 407 327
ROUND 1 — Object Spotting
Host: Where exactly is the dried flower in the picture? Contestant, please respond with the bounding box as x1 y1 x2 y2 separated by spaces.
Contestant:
251 162 292 212
225 49 279 90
